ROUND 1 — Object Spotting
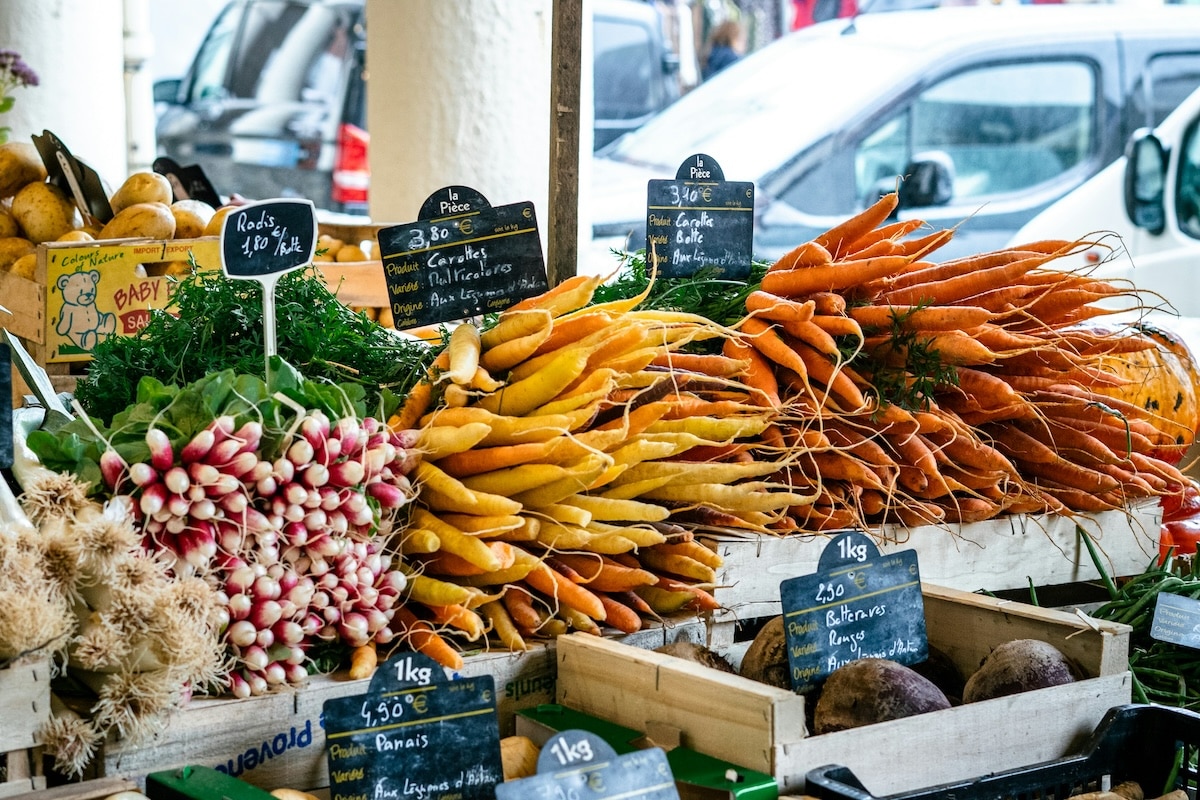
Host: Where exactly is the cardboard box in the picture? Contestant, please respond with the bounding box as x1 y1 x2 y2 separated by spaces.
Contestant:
93 615 708 792
555 584 1133 796
700 502 1160 622
0 656 51 798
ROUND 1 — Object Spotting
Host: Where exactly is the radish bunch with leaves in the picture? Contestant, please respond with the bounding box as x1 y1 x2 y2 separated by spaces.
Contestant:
28 359 417 696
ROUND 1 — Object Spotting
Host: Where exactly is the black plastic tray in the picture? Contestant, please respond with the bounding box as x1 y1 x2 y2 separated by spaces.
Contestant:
806 704 1200 800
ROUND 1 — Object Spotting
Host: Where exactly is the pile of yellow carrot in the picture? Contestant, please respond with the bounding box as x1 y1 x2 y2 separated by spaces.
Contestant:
727 192 1191 531
385 276 813 667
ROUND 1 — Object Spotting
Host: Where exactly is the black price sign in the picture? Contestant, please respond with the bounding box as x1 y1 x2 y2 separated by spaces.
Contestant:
780 531 926 692
219 199 317 278
495 730 679 800
32 129 114 224
376 186 549 328
322 652 504 800
0 344 10 470
645 153 754 279
1150 592 1200 648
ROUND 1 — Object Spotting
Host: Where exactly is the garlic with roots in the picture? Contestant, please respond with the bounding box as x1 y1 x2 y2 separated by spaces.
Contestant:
8 406 227 778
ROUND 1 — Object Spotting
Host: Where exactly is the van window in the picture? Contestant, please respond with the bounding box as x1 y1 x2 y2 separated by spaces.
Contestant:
783 59 1097 214
1130 53 1200 130
1178 117 1200 239
186 0 353 107
595 17 658 121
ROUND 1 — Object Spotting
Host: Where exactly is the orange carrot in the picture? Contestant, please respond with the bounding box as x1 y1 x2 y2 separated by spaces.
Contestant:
597 592 643 634
808 314 864 340
649 351 749 377
519 553 608 621
760 254 912 299
808 291 848 316
848 304 993 333
503 586 543 631
879 251 1059 307
548 553 659 592
745 290 816 323
723 336 781 408
426 603 488 640
436 441 555 478
789 337 866 410
391 606 464 670
814 192 900 255
531 312 614 357
769 240 833 272
509 274 598 314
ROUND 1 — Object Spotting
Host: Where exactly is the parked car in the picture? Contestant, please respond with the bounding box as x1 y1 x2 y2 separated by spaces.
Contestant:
588 4 1200 274
154 0 684 215
1011 84 1200 334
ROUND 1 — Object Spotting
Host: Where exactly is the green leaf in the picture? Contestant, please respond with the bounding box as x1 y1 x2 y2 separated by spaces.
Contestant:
0 97 15 113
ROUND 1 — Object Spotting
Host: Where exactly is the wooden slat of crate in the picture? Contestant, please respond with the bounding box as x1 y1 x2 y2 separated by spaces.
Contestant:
6 777 137 800
0 748 44 798
0 657 51 753
316 262 387 308
96 615 708 792
701 502 1159 622
556 584 1133 796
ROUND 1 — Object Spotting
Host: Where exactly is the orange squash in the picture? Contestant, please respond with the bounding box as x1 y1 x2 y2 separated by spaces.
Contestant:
1086 322 1200 462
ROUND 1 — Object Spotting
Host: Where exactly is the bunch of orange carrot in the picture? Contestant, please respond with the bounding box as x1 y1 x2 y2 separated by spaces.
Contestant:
727 191 1192 531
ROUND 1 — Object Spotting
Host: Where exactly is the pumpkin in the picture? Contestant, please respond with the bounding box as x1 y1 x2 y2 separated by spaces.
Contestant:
1085 321 1200 464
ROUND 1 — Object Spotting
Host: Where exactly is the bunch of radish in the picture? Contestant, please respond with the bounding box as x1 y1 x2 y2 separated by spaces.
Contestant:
99 408 416 696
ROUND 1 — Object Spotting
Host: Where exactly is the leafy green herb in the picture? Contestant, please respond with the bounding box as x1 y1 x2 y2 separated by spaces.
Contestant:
29 358 364 495
75 261 434 423
848 304 959 412
590 249 769 331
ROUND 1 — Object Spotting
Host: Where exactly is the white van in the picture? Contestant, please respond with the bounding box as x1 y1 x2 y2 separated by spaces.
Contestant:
1010 84 1200 342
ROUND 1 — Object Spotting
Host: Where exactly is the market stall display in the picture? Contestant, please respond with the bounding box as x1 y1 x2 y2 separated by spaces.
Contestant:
2 134 1199 794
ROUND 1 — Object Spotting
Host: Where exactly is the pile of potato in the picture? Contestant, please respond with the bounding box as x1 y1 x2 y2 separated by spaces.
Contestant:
0 141 231 280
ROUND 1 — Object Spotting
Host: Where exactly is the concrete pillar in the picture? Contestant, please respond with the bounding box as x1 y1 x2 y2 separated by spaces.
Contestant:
365 0 554 241
0 0 127 190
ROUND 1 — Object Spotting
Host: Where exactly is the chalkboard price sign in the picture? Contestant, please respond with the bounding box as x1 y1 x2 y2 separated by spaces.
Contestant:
375 186 549 328
1151 592 1200 649
779 531 927 692
219 198 318 278
645 153 754 280
323 651 504 800
495 730 680 800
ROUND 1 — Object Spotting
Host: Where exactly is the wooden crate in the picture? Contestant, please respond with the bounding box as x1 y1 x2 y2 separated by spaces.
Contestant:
700 502 1160 622
0 656 52 798
4 237 222 406
93 615 707 792
555 584 1133 797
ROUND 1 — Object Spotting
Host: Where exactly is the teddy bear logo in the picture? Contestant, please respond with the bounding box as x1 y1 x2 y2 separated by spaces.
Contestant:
56 269 116 352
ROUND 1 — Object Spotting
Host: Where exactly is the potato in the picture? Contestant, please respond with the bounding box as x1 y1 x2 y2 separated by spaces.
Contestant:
99 202 176 240
335 243 369 262
0 142 48 198
110 171 173 213
56 229 95 243
203 204 237 237
0 206 19 238
12 181 79 243
813 658 951 734
0 236 35 269
961 639 1081 703
314 234 344 262
8 252 36 280
170 199 216 239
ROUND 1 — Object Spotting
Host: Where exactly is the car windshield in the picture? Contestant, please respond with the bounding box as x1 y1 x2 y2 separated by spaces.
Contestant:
599 29 925 180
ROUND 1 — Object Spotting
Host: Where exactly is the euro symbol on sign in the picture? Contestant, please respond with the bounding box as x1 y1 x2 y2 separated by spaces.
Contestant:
854 573 867 590
411 694 428 714
522 207 531 219
701 187 712 202
460 219 473 235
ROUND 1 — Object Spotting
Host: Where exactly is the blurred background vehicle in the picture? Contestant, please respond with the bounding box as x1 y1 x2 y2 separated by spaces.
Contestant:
153 0 689 215
1010 83 1200 348
587 4 1200 275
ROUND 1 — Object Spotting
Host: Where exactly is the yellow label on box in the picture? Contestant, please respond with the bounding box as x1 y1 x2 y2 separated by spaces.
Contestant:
44 237 220 363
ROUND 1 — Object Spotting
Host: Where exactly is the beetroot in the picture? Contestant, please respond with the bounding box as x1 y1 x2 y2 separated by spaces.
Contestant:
813 658 951 734
962 639 1081 703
